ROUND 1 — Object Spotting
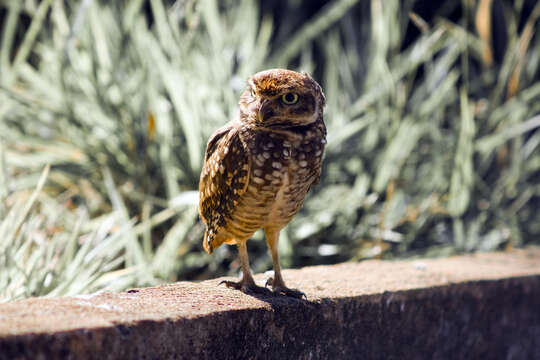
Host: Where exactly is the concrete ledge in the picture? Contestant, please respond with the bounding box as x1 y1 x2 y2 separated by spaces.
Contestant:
1 248 540 359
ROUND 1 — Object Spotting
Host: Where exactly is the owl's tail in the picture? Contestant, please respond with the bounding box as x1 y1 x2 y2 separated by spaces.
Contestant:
203 228 235 254
203 229 214 254
203 228 231 254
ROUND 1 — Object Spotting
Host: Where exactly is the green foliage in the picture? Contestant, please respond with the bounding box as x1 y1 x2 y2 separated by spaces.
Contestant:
0 0 539 301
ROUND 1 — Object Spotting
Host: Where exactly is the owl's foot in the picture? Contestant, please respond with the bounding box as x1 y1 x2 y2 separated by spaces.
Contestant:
219 280 272 296
273 286 307 299
265 277 307 299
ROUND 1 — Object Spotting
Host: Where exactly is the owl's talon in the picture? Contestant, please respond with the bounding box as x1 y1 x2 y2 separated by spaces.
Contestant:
265 277 274 288
218 280 241 290
265 277 306 299
219 280 272 296
273 286 307 300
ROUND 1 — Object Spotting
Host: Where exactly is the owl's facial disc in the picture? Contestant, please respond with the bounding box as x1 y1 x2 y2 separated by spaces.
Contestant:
239 69 324 127
259 91 318 127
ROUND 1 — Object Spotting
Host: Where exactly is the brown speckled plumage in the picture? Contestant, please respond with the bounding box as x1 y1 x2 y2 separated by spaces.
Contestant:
199 69 326 297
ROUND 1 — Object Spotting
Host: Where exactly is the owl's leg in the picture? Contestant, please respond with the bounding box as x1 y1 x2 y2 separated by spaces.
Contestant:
219 241 271 295
264 229 306 299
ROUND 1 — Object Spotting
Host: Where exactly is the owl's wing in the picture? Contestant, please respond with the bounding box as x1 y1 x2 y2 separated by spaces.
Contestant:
203 123 233 162
199 123 250 243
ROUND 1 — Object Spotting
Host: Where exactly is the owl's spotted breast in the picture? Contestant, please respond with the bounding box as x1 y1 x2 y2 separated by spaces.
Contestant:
238 122 326 228
199 119 326 252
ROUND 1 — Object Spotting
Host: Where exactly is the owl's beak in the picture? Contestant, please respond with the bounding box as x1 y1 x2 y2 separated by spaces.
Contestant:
257 99 270 122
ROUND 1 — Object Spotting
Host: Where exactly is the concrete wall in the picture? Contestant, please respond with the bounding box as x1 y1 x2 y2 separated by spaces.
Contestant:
1 248 539 359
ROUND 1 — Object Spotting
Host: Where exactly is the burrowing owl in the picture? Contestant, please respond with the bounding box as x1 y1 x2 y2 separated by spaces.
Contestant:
199 69 326 298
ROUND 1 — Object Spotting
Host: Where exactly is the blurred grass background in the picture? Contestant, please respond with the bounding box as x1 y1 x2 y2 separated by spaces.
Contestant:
0 0 539 301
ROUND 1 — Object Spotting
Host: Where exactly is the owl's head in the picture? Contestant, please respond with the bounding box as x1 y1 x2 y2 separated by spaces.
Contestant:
239 69 325 128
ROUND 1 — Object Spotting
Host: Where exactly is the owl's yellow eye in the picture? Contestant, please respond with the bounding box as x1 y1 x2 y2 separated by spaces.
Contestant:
250 88 256 97
281 93 299 105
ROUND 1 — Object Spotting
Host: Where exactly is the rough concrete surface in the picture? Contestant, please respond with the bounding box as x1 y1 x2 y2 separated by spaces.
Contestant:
1 248 540 359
